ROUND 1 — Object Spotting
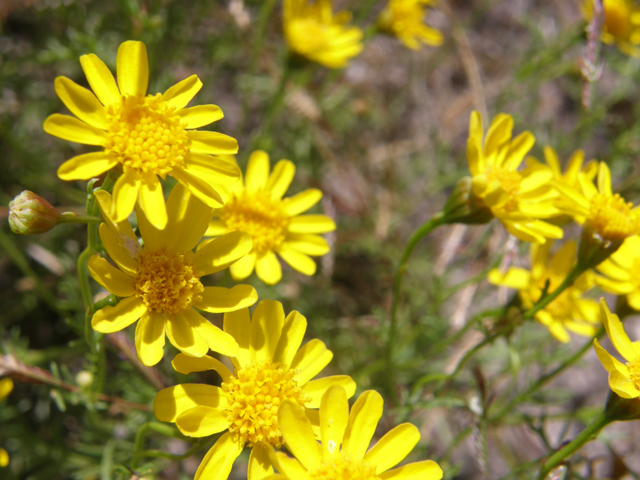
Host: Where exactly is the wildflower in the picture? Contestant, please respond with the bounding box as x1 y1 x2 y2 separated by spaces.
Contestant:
465 111 563 243
283 0 363 68
43 40 240 229
377 0 443 50
582 0 640 57
0 377 12 468
489 241 600 343
266 385 443 480
595 235 640 309
88 184 257 366
8 191 60 235
594 299 640 398
153 300 356 480
205 150 335 285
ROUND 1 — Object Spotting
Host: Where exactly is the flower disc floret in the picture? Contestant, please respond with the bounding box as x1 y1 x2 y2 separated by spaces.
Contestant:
588 193 639 241
134 248 203 314
105 93 189 177
222 361 308 447
628 360 640 391
309 453 378 480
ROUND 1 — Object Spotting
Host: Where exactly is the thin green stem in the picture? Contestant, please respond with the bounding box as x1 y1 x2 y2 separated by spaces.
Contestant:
56 213 103 225
522 264 587 321
132 423 187 469
537 410 611 480
249 0 279 76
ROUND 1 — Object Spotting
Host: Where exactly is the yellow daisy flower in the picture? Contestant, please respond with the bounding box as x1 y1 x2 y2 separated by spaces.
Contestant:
377 0 444 50
466 111 563 243
153 300 356 480
0 377 13 468
489 241 600 343
596 235 640 309
88 184 257 366
43 40 241 229
594 298 640 398
283 0 363 68
583 0 640 57
205 150 336 285
266 385 443 480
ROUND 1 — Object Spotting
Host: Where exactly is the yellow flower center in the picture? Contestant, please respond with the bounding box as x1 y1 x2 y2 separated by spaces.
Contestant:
105 94 189 177
604 0 632 39
134 248 203 314
221 361 308 447
309 453 379 480
485 166 522 212
628 360 640 391
588 193 639 241
218 191 290 256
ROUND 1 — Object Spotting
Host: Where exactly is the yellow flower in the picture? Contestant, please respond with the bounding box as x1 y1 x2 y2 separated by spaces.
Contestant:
283 0 363 68
583 0 640 57
377 0 443 50
596 235 640 309
153 300 356 480
205 150 336 285
466 111 563 243
594 299 640 398
524 146 598 223
43 40 241 229
88 184 257 366
266 385 443 480
0 377 12 468
489 241 599 343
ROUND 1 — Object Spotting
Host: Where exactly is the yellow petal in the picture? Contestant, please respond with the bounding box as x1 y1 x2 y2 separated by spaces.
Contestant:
487 267 530 290
116 41 148 97
543 146 561 175
54 76 108 129
184 153 241 186
291 339 333 385
288 215 336 234
163 75 202 110
380 460 444 480
319 385 349 458
112 169 141 223
165 311 209 358
273 310 307 368
194 433 244 480
547 241 577 278
58 152 118 181
178 105 224 129
88 255 135 297
176 406 229 437
609 369 640 399
284 234 330 256
194 285 258 313
0 378 14 401
303 376 356 408
206 220 230 237
98 224 138 276
154 384 228 422
43 114 107 146
250 300 285 363
502 131 535 171
189 131 239 155
267 160 295 200
270 451 308 479
95 190 138 242
343 390 383 458
0 448 8 468
192 231 253 276
171 353 233 382
248 444 274 480
224 308 251 369
600 298 636 361
483 114 513 159
594 338 630 375
597 162 613 197
277 247 317 276
282 189 323 217
255 251 282 285
138 172 167 230
79 53 121 106
278 400 322 472
245 150 271 193
365 423 420 474
229 252 257 280
171 167 224 208
92 296 146 333
135 310 166 366
182 308 239 357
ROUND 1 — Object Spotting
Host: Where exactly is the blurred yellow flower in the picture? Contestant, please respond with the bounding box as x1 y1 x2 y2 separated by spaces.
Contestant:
265 385 443 480
583 0 640 57
153 300 356 480
0 377 12 468
378 0 443 50
205 150 335 285
466 111 563 243
489 241 599 343
88 184 257 366
283 0 363 68
596 235 640 309
594 299 640 398
43 40 241 229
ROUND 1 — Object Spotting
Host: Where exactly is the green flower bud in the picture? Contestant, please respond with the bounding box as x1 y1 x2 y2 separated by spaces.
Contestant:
8 191 60 235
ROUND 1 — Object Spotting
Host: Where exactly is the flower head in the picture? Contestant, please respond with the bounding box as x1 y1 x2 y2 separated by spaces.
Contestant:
153 300 356 480
466 111 563 243
489 241 599 343
377 0 443 50
594 299 640 398
284 0 363 68
8 191 61 235
583 0 640 57
205 150 336 285
265 385 443 480
596 235 640 309
44 40 241 229
88 184 257 366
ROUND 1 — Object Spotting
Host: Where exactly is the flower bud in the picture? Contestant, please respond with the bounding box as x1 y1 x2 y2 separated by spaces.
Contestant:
604 390 640 421
8 191 60 235
441 176 493 225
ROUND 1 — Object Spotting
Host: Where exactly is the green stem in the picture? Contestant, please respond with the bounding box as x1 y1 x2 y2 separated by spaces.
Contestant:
56 214 103 225
131 422 187 469
249 0 279 76
522 263 587 321
537 410 611 480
